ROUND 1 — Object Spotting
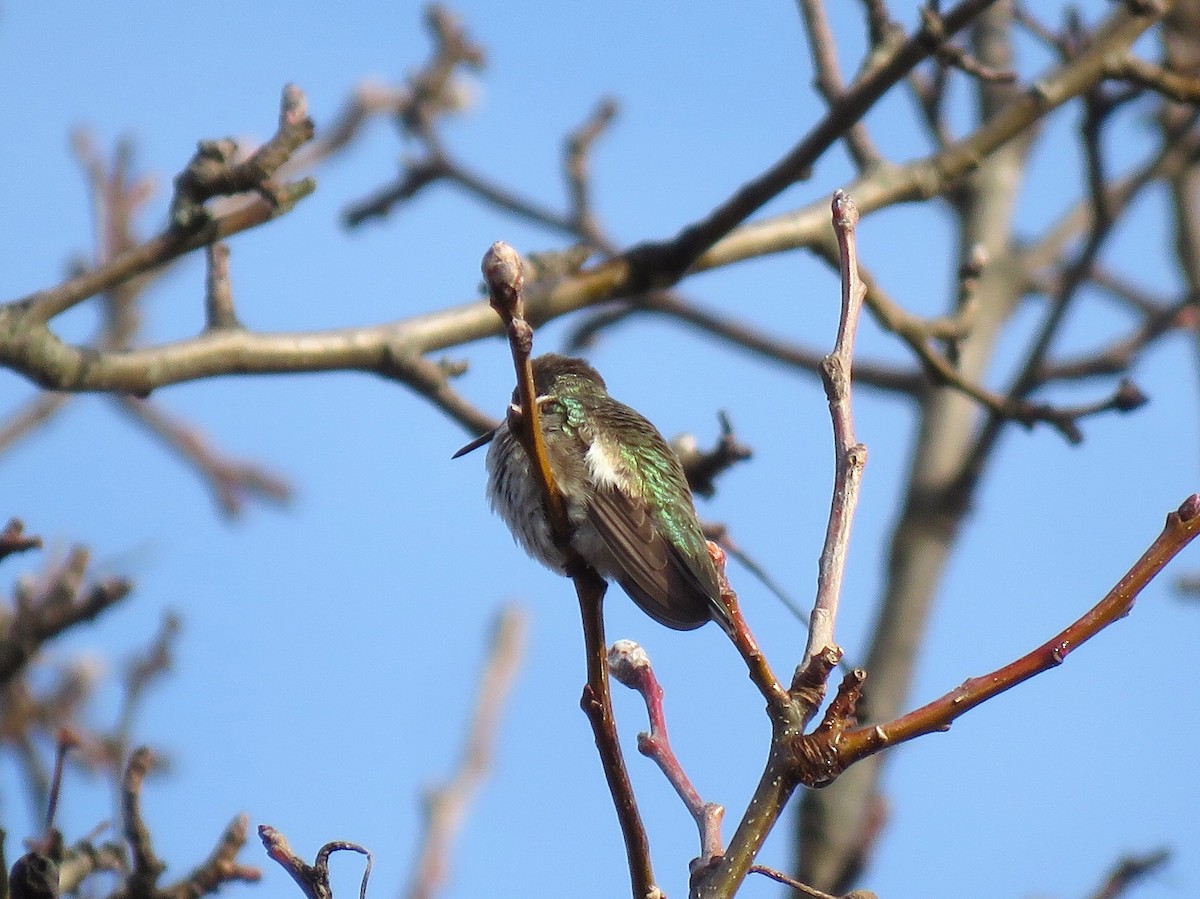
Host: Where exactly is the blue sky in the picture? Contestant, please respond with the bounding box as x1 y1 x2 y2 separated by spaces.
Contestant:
1 3 1197 898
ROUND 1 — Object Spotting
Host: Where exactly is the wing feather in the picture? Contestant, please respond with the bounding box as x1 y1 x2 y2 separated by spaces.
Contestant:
586 488 716 630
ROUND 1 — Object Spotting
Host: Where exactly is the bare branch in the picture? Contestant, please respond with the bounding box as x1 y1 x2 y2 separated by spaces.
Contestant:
404 606 526 899
0 520 42 564
116 397 291 518
795 0 881 169
0 548 131 685
170 84 315 230
609 640 726 870
804 192 868 666
565 98 619 243
260 826 371 899
0 393 72 455
120 747 167 899
670 411 753 499
830 494 1200 766
482 241 657 898
1087 848 1171 899
203 243 239 330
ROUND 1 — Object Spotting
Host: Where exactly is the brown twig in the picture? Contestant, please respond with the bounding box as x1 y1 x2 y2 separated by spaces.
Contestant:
750 865 878 899
403 5 486 134
0 520 42 564
481 243 568 537
804 192 868 666
0 547 132 685
204 243 239 330
121 747 167 899
796 0 881 170
112 613 181 773
816 494 1200 770
575 573 658 899
384 352 499 439
404 605 527 899
709 543 790 714
1107 53 1200 102
115 396 292 518
608 640 726 869
565 97 618 243
170 84 315 230
44 729 78 833
1087 847 1171 899
161 814 261 899
670 411 753 499
1034 299 1188 384
707 524 832 643
480 241 656 898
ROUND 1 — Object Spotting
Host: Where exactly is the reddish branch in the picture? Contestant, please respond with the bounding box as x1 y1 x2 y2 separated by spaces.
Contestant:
799 494 1200 777
608 640 726 871
710 544 790 715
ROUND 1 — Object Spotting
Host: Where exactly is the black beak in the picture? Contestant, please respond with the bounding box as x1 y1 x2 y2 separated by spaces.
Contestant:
452 428 498 459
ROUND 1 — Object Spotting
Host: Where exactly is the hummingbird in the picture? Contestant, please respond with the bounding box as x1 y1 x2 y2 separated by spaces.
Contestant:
454 354 732 633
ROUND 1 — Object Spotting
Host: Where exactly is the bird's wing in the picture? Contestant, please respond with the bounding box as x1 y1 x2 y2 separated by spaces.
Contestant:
585 487 717 630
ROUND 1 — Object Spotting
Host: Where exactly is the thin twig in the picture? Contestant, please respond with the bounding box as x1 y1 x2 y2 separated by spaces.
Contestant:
0 393 72 454
204 243 239 330
480 241 657 899
565 97 619 244
116 396 292 518
608 640 725 868
709 543 790 714
122 747 167 899
260 826 372 899
795 0 881 169
0 520 42 563
1087 847 1171 899
804 191 868 665
161 814 262 899
404 605 526 899
828 494 1200 767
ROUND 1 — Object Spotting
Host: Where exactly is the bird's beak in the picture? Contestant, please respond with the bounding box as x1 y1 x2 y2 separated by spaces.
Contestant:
451 428 498 459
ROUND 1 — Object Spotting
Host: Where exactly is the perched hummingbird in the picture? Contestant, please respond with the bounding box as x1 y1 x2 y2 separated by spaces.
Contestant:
454 354 732 633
